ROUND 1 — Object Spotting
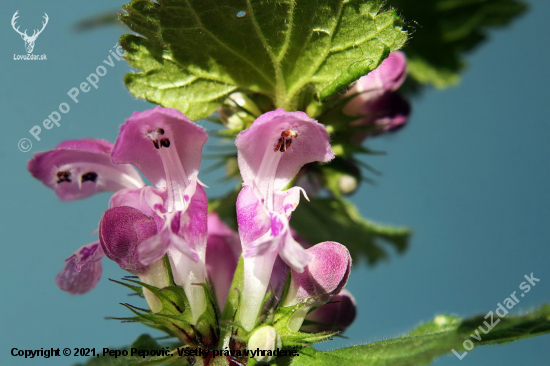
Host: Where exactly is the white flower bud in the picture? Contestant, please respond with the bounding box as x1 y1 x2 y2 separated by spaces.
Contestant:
248 325 282 362
338 174 358 194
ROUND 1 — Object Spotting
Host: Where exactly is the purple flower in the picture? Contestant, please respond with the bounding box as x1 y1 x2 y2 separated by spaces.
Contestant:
108 106 209 321
344 51 411 137
234 109 334 331
28 106 210 316
112 107 207 213
280 241 352 332
99 205 170 312
28 139 144 201
28 139 145 295
302 289 357 333
205 213 241 308
55 242 104 295
99 206 158 275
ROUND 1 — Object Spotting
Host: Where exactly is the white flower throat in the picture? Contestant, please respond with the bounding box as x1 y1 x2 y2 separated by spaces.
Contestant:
255 129 298 211
148 128 190 212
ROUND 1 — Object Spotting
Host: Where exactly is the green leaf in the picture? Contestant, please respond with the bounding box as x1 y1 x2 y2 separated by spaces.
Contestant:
291 195 410 265
388 0 527 88
288 304 550 365
121 0 407 117
121 34 238 120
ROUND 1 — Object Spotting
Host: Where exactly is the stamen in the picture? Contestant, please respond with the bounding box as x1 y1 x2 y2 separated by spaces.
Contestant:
147 129 190 211
273 129 298 153
154 136 190 212
81 172 98 183
285 139 292 150
147 129 164 150
56 164 142 189
56 171 71 183
257 129 298 211
274 138 285 152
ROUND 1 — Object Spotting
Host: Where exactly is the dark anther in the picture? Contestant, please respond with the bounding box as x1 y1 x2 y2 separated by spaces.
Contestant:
152 140 160 149
157 128 165 135
56 171 71 183
81 172 98 183
160 138 171 148
279 138 286 152
274 129 297 152
274 137 284 152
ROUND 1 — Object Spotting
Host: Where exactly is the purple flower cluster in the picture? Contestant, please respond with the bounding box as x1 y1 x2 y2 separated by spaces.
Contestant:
28 107 355 334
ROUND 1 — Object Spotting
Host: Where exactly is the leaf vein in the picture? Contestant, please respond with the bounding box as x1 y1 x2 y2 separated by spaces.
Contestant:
275 0 296 63
287 0 345 99
182 0 275 88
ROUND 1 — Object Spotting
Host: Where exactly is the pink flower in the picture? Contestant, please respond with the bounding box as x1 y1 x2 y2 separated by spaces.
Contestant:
28 138 144 201
234 109 334 331
107 106 209 321
344 51 410 138
28 107 210 321
55 242 104 294
28 138 145 294
302 289 357 333
281 241 352 332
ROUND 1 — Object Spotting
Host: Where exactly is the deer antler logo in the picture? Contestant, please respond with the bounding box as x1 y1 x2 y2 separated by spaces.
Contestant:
12 11 49 54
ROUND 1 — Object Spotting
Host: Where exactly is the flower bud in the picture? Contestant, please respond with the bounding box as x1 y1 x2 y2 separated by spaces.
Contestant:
99 206 158 274
281 241 351 331
247 325 282 362
283 242 351 306
338 174 358 195
343 51 410 140
99 206 169 312
344 51 407 116
302 289 357 333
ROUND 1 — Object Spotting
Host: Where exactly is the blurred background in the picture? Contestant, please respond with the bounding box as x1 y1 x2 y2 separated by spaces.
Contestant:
1 0 548 365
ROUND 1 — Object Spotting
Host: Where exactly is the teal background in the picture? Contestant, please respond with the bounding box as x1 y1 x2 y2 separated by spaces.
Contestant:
1 1 548 365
